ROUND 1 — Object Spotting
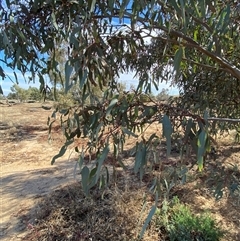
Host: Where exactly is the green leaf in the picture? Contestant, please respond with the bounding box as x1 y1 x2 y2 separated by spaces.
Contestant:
121 127 138 138
193 29 198 41
48 120 55 140
0 66 5 79
13 72 18 84
139 205 156 239
179 0 186 31
192 0 201 17
162 115 173 157
184 118 193 139
200 0 206 18
3 31 13 50
79 69 88 89
95 145 109 183
89 167 97 179
142 106 158 118
65 61 73 93
51 140 74 164
134 142 142 174
0 85 3 95
134 142 147 181
119 0 130 18
51 145 67 165
51 12 58 30
168 0 181 15
90 0 97 12
173 47 183 74
99 175 105 189
197 129 207 171
106 98 118 116
78 151 85 171
113 143 118 157
139 145 147 181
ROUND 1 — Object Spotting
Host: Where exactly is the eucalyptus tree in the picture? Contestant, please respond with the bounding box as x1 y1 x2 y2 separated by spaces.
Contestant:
141 1 240 132
1 1 240 207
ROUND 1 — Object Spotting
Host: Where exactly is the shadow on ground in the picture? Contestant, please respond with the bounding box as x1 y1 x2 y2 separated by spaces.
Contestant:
1 159 78 241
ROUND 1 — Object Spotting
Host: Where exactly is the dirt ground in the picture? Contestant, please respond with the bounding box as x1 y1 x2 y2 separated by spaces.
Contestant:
1 102 240 240
0 102 80 240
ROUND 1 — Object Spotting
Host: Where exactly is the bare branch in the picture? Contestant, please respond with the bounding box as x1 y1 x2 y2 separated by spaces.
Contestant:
208 117 240 123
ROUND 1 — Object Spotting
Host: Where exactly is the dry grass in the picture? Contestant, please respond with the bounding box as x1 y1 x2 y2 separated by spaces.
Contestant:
22 177 159 241
1 102 240 241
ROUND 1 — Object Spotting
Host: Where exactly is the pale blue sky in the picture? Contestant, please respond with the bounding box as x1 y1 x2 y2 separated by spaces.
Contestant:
0 68 179 96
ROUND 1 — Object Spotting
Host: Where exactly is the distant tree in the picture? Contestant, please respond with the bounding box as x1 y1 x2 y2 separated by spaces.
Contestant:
7 85 42 101
7 92 17 99
116 82 127 94
28 86 42 101
0 94 4 100
9 84 28 102
156 88 170 101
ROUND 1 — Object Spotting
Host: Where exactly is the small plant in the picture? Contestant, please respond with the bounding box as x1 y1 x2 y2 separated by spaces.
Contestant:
155 197 224 241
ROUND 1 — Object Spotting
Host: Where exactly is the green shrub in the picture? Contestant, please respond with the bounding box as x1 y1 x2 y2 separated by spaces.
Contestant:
155 198 224 241
53 91 75 109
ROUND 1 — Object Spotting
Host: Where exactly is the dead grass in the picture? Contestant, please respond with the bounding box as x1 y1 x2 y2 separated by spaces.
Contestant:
22 178 158 241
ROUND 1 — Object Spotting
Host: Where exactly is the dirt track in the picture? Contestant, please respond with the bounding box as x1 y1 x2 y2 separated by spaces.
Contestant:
0 103 79 240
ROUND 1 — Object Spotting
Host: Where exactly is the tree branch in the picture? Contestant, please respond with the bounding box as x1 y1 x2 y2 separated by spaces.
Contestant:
207 117 240 123
120 12 240 80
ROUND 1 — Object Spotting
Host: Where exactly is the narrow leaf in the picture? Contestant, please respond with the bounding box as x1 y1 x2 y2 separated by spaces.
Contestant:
134 142 142 174
95 145 110 183
173 47 183 74
90 0 97 12
139 206 157 239
121 127 138 138
0 66 6 79
183 118 193 141
197 129 207 171
106 98 118 116
162 115 173 157
79 69 88 89
0 85 3 95
65 61 73 93
51 145 67 165
51 140 74 164
51 12 58 30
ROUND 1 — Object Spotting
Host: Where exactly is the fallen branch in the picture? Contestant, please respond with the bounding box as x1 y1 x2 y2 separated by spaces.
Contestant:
207 117 240 123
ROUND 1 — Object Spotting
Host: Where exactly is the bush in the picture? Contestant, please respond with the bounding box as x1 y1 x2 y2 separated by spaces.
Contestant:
28 86 42 101
156 88 170 101
53 91 75 109
155 198 224 241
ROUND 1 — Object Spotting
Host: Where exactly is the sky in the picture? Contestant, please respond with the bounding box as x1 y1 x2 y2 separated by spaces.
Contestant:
0 1 179 96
